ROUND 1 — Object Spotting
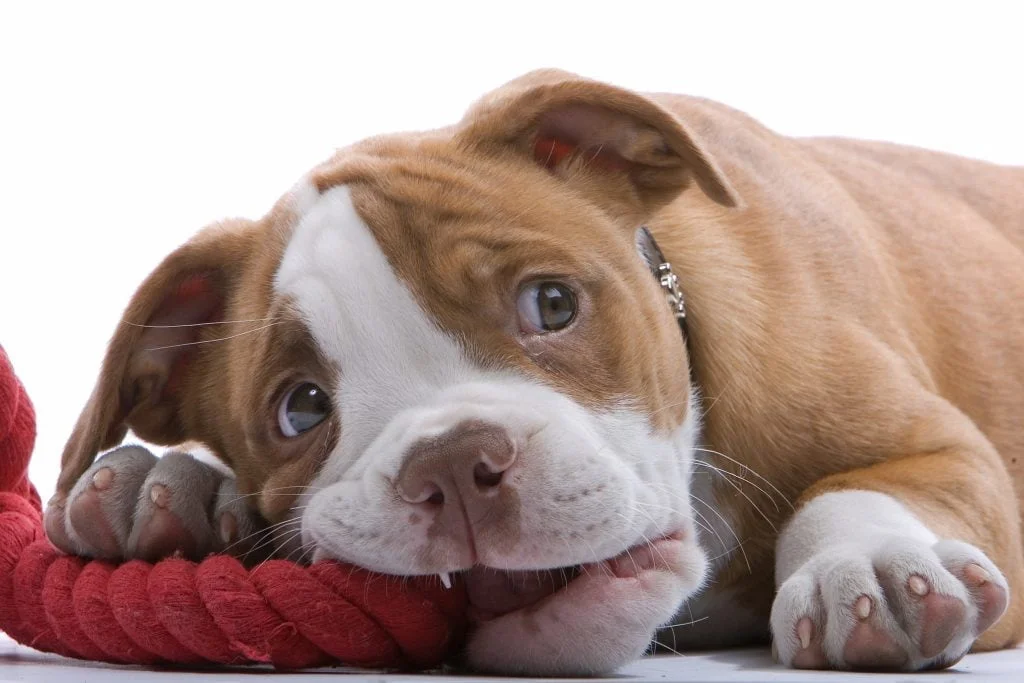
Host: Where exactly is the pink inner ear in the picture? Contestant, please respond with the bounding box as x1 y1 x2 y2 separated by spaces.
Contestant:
137 273 224 396
533 137 577 169
532 135 631 172
533 104 640 173
166 274 214 309
152 273 222 326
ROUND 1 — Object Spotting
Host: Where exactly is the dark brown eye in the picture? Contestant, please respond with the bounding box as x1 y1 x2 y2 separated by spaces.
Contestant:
278 382 331 437
517 281 577 332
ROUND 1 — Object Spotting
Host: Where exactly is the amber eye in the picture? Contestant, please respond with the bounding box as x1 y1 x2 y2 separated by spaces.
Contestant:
517 281 578 332
278 382 331 437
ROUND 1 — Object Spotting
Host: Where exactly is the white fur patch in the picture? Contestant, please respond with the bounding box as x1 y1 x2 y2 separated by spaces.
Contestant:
775 490 937 583
274 182 704 582
276 183 487 478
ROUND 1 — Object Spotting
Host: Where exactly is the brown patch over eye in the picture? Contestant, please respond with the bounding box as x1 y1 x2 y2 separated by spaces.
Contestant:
333 153 692 434
228 300 338 506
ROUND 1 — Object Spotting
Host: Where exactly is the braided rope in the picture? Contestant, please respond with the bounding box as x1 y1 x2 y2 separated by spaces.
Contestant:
0 347 467 669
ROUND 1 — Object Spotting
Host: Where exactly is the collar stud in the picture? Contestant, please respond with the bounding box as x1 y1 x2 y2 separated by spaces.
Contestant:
636 226 689 340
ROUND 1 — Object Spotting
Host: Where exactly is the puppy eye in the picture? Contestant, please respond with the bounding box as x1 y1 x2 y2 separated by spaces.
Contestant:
517 281 577 333
278 382 331 437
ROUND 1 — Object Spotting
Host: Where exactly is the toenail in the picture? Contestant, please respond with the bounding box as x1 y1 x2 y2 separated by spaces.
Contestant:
908 575 929 596
92 467 114 490
855 595 872 619
47 493 65 508
219 512 237 544
797 617 812 650
149 484 169 508
963 563 991 585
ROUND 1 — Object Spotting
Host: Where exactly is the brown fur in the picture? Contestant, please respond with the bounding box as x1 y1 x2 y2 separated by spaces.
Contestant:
58 69 1024 651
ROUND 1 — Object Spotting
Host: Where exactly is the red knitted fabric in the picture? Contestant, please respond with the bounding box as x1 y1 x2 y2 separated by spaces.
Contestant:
0 346 467 669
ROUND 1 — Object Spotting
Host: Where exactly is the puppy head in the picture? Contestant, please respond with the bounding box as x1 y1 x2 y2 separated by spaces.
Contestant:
61 70 736 604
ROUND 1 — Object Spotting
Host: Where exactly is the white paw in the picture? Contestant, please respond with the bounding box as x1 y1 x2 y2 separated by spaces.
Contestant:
465 536 706 676
771 537 1009 670
44 445 268 563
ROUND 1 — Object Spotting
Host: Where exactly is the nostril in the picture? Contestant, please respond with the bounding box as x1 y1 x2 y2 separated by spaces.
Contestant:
473 462 503 489
398 481 445 505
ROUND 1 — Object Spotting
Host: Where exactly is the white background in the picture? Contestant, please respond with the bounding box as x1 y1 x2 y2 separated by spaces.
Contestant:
2 1 1022 499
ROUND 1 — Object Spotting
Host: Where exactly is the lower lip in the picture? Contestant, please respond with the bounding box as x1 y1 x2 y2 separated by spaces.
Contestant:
463 532 685 622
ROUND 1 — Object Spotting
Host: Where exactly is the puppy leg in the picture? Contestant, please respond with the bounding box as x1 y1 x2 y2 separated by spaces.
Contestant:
771 415 1023 671
45 445 267 562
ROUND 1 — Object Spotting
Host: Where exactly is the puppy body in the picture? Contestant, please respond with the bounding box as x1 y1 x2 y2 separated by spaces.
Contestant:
648 96 1024 655
47 71 1023 673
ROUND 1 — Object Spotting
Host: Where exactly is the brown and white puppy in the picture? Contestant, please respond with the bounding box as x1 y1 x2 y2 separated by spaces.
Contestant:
44 70 1024 675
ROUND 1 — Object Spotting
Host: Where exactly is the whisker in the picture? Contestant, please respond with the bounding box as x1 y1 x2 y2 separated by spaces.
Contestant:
220 522 280 555
226 517 301 557
558 536 591 579
639 481 738 557
687 492 751 574
694 446 794 511
123 317 279 329
280 534 317 566
683 599 696 653
692 461 777 532
692 459 780 512
574 534 609 578
707 545 741 563
662 615 710 630
316 420 336 468
144 321 285 351
254 525 308 569
631 499 716 546
699 389 727 422
648 397 691 418
688 515 717 539
217 484 321 501
619 506 672 568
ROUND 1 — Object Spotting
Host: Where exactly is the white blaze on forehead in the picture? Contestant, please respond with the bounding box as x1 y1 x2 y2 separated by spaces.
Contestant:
275 183 481 468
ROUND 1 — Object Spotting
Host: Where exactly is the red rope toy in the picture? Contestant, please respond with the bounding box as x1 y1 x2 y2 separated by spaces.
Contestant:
0 346 467 669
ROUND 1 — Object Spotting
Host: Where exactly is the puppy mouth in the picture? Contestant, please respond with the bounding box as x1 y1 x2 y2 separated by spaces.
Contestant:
459 533 681 622
463 565 580 622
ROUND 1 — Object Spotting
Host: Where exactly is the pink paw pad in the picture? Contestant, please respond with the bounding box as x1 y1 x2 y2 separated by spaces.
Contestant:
842 596 908 669
905 575 967 659
959 563 1009 634
132 484 197 562
67 468 122 559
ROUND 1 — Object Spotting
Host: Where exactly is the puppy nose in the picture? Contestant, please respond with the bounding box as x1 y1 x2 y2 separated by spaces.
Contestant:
396 421 516 507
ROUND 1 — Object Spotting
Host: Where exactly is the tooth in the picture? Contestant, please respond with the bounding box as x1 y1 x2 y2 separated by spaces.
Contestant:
439 572 452 589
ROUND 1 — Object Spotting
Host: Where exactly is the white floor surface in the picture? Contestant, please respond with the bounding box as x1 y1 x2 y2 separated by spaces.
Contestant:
2 635 1022 682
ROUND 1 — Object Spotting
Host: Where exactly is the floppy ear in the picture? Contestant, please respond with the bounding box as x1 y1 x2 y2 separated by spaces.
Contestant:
57 220 258 495
459 68 739 211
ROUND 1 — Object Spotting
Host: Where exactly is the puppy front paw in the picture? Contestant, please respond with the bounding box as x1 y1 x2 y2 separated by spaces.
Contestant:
771 537 1009 671
465 536 706 676
44 445 268 563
